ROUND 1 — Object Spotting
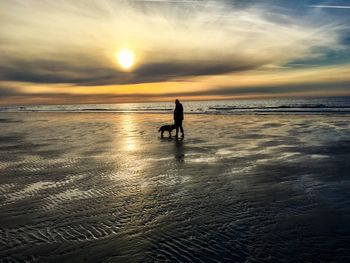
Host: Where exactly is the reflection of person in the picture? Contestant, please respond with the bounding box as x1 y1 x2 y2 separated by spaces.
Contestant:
174 99 184 137
174 136 184 161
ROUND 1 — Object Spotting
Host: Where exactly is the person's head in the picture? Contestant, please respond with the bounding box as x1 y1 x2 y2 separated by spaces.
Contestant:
175 99 180 105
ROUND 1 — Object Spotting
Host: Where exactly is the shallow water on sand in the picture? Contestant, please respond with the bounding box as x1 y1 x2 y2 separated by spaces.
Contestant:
0 113 350 262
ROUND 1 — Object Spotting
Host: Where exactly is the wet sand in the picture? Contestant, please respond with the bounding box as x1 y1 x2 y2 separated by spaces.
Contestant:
0 112 350 262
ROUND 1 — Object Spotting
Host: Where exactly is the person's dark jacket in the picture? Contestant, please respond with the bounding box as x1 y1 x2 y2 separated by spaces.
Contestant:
174 103 184 121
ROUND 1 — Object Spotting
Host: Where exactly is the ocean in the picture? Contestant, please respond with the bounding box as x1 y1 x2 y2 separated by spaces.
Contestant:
2 97 350 114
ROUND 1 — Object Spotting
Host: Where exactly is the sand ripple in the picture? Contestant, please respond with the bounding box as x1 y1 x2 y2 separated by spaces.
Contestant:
0 113 350 262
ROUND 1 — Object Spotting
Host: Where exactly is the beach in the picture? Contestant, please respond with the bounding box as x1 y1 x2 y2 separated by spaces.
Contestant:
1 112 350 262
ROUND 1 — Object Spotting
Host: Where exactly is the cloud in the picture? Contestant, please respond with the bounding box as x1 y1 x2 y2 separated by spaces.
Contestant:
0 0 345 87
0 57 121 85
309 5 350 9
1 79 349 106
0 55 266 86
197 82 350 97
0 86 18 98
131 0 202 2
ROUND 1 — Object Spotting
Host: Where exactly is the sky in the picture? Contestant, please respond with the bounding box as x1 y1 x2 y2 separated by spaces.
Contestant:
0 0 350 105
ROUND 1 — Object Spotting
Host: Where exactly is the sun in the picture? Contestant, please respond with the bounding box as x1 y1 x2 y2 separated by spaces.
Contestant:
116 48 135 70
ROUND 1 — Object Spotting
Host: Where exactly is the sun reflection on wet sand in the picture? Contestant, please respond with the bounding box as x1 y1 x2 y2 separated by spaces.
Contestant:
120 114 138 152
109 114 146 183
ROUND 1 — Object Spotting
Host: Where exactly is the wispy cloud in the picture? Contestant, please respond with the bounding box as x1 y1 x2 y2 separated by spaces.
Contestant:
131 0 201 2
309 5 350 9
0 1 343 85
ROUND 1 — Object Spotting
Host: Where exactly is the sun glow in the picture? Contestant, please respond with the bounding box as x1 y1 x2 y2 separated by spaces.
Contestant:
117 48 135 70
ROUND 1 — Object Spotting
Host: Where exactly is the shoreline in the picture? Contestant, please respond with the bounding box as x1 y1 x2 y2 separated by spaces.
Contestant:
2 111 350 116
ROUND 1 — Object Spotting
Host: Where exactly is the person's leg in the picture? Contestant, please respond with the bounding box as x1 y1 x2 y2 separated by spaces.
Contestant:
175 121 179 137
178 120 184 136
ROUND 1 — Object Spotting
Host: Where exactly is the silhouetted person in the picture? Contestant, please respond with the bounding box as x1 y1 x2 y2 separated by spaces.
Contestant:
174 99 184 137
